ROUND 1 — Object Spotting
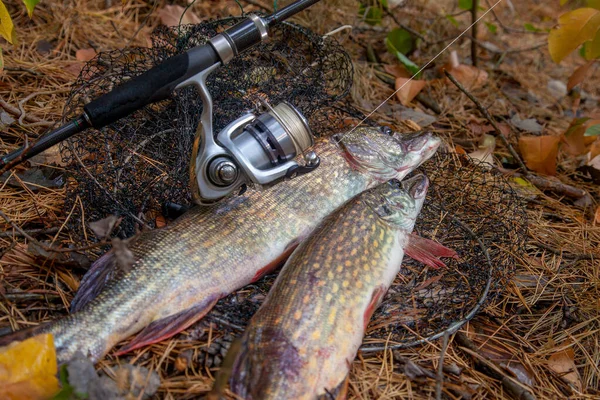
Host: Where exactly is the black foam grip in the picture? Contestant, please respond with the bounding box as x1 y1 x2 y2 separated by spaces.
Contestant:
83 45 218 129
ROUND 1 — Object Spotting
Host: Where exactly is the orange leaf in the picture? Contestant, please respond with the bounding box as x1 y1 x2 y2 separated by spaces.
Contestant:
394 78 426 106
518 135 561 175
548 345 582 392
156 5 201 27
562 118 600 155
0 334 59 400
75 48 97 62
594 205 600 226
383 64 410 78
442 51 488 89
567 60 596 91
589 137 600 160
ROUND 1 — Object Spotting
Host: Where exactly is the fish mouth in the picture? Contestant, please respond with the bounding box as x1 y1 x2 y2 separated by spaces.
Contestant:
401 174 429 199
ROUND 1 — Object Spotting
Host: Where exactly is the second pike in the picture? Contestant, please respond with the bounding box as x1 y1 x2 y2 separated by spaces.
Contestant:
226 175 429 399
0 128 440 364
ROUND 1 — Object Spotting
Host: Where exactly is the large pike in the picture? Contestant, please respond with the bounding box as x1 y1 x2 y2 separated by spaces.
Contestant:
0 128 440 364
226 175 429 400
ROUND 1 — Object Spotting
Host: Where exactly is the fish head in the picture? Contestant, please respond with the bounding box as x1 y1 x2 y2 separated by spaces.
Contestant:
335 127 441 182
363 174 429 231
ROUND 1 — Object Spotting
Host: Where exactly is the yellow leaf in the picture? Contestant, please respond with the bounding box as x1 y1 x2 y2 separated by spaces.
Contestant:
518 135 561 175
0 0 15 44
584 29 600 59
394 77 426 106
0 334 60 400
548 8 600 63
0 47 3 73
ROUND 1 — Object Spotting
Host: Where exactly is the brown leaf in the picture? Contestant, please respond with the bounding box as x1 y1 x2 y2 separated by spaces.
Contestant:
64 62 85 76
112 238 135 274
518 135 561 175
383 64 410 78
567 60 596 91
442 51 488 89
594 206 600 226
589 137 600 160
548 344 582 392
156 5 201 27
89 215 121 240
562 118 600 156
75 48 97 62
394 78 426 106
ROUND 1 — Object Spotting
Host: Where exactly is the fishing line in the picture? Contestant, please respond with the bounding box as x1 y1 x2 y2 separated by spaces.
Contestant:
336 0 504 143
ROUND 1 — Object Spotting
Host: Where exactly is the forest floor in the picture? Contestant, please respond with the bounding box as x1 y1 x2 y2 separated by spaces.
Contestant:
0 0 599 399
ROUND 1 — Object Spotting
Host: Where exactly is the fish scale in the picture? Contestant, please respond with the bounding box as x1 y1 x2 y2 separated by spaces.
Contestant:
0 128 440 364
229 176 429 400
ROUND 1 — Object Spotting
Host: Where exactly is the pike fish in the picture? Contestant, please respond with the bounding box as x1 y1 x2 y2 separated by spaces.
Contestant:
226 175 429 400
0 128 440 364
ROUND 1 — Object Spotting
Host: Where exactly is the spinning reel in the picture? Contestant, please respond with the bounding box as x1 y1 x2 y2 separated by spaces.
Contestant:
1 0 323 204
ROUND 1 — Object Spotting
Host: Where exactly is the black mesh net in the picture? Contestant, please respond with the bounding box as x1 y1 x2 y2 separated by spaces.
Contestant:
58 17 527 349
60 17 354 241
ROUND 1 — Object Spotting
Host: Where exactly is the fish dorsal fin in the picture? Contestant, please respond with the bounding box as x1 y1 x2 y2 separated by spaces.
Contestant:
70 251 118 312
114 295 219 355
404 233 459 269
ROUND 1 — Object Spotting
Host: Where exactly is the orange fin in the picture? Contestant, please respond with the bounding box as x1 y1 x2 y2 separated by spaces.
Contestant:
71 251 118 312
251 240 299 283
405 233 458 269
364 286 387 330
115 296 219 355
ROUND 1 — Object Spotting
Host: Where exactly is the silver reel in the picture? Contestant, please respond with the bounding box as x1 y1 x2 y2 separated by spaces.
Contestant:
185 65 319 204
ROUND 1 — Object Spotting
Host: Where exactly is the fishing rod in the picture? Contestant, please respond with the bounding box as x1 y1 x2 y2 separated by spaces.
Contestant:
1 0 323 203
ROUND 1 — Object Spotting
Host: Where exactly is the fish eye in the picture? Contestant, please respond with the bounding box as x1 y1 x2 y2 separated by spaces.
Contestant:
380 126 393 136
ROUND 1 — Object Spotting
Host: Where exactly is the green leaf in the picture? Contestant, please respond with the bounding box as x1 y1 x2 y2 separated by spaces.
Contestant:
358 3 383 26
524 23 542 32
21 0 40 17
395 51 420 76
458 0 472 10
485 21 497 34
445 14 459 27
584 123 600 136
0 0 15 44
385 28 414 55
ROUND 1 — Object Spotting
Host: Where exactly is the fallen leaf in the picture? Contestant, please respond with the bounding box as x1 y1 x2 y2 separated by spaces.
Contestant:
156 5 201 27
398 108 437 127
562 118 600 156
395 77 426 106
567 60 596 91
595 206 600 225
469 134 496 168
383 64 410 78
0 334 59 400
518 135 561 175
64 62 85 76
89 215 121 239
442 51 488 89
75 48 97 62
548 344 582 391
0 1 15 44
589 137 600 159
22 0 41 18
112 237 135 274
468 122 495 136
510 114 543 133
548 8 600 63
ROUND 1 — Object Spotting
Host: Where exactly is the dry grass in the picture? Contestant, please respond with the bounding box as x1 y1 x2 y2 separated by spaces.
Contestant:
1 0 599 399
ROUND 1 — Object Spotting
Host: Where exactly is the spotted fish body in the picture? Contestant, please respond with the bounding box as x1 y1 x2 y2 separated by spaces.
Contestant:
0 129 440 364
228 175 429 400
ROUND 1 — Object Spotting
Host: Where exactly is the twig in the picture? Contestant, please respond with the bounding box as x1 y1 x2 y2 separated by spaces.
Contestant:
3 67 44 77
0 227 60 238
484 0 546 35
435 332 450 400
0 98 53 127
532 241 596 260
384 8 428 43
17 91 59 128
444 70 528 172
471 0 479 67
455 331 536 400
0 209 108 253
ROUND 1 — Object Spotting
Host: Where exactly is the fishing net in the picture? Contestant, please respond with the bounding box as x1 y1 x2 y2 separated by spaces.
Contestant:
210 153 528 351
60 16 354 241
58 15 527 352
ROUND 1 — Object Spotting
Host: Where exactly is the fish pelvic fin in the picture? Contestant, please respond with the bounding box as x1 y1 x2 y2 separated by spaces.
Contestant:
70 251 118 312
115 296 219 355
318 376 350 400
405 233 459 269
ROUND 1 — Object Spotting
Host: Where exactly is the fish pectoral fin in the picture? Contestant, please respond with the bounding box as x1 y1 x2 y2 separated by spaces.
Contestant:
405 233 459 269
71 251 118 312
114 296 220 355
318 376 350 400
